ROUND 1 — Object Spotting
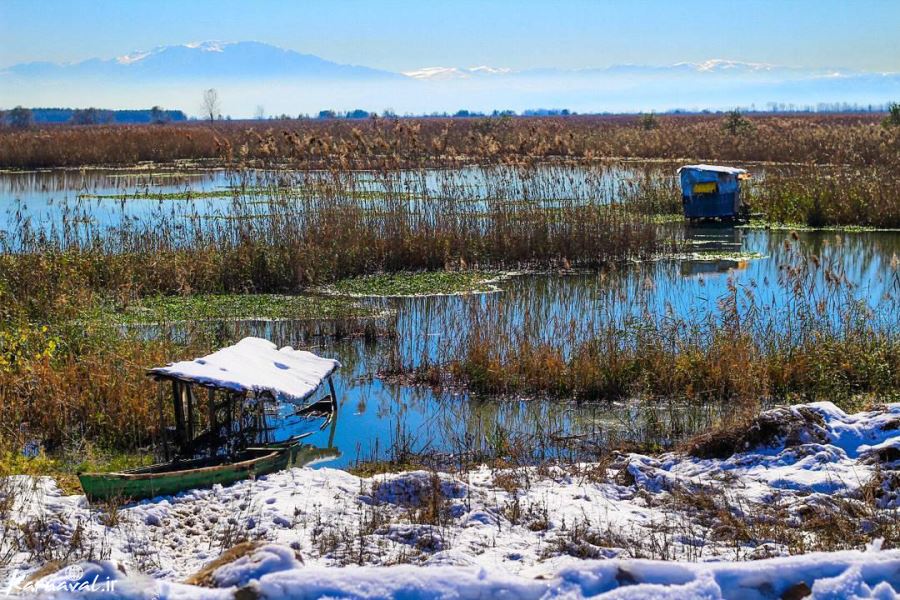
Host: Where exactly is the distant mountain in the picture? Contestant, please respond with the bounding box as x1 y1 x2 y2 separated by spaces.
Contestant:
403 66 513 80
5 41 400 81
405 59 843 80
2 43 898 117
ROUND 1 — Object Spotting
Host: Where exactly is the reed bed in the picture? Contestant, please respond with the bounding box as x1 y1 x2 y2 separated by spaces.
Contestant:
402 237 899 409
0 113 896 170
751 166 900 228
2 164 665 314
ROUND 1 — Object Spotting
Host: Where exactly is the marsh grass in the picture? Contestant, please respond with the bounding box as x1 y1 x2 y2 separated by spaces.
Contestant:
751 166 900 228
1 113 896 170
413 238 899 408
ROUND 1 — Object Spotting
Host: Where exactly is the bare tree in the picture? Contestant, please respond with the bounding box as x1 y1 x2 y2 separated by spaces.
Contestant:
201 89 220 123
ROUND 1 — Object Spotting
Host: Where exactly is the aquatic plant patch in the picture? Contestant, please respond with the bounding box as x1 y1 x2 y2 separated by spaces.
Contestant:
325 271 506 297
86 293 379 324
78 189 238 201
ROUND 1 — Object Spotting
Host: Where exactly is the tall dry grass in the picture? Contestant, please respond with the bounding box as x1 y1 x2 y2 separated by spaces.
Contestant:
418 238 900 407
1 113 897 169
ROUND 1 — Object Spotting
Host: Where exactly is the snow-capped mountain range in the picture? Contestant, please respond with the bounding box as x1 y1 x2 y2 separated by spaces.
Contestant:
3 41 898 116
1 41 858 81
5 41 399 80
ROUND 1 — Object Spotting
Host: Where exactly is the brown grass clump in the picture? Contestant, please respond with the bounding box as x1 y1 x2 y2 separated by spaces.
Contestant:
684 406 827 459
183 541 262 587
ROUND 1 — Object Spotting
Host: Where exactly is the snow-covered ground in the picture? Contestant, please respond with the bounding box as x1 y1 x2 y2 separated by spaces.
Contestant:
2 401 898 598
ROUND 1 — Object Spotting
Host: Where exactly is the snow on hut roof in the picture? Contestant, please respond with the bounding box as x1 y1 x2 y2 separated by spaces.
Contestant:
677 164 748 175
148 337 340 403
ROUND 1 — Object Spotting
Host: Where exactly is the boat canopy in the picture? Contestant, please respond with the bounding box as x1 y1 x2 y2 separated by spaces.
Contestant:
148 337 340 403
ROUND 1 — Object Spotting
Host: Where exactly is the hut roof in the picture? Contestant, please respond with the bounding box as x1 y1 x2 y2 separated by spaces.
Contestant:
148 337 340 403
677 164 748 175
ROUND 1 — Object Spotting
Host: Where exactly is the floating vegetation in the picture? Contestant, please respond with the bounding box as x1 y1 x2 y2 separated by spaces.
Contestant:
78 189 238 201
646 213 685 224
83 293 380 324
740 219 900 233
325 271 506 297
687 251 765 261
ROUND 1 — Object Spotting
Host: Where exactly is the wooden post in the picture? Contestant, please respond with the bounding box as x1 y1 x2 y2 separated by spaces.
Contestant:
258 396 269 444
207 387 216 454
185 384 194 443
328 376 338 411
172 380 185 451
326 376 338 448
157 382 169 461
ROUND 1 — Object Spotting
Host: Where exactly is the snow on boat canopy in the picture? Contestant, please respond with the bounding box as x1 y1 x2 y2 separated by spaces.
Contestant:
676 164 749 176
148 337 341 404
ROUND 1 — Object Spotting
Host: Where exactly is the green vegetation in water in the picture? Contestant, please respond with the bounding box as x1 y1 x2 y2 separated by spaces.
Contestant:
646 213 685 224
689 251 765 261
328 271 504 297
739 219 899 233
84 293 379 324
78 189 238 201
78 186 427 204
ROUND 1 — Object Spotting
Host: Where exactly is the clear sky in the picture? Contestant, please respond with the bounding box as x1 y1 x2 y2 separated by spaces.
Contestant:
1 0 899 72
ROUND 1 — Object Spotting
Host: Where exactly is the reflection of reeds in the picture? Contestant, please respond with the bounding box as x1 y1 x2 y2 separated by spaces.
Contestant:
418 240 899 407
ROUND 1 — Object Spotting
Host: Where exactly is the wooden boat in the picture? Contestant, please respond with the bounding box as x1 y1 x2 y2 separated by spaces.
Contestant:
79 441 338 502
79 338 342 502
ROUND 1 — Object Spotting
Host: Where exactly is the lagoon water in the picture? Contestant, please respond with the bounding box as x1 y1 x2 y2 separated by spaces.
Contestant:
2 167 897 467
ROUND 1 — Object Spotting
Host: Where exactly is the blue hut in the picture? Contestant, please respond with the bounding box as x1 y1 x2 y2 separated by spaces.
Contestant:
677 164 750 221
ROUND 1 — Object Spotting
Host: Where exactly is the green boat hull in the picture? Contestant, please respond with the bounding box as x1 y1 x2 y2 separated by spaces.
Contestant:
78 443 338 502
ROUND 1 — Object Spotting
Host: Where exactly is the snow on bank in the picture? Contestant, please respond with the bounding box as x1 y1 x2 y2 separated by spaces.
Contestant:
1 401 898 597
16 545 900 599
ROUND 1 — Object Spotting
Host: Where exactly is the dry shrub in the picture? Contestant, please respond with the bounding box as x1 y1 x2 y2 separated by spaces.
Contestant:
684 406 826 459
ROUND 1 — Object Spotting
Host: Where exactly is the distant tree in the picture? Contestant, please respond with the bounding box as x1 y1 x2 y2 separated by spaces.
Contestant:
6 106 34 129
722 109 752 135
640 112 658 130
201 88 220 123
150 105 169 125
346 109 370 119
883 102 900 127
254 105 266 120
71 107 111 125
318 110 336 119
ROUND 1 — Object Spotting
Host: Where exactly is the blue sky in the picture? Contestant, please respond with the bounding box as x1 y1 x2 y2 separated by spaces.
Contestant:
2 0 899 72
